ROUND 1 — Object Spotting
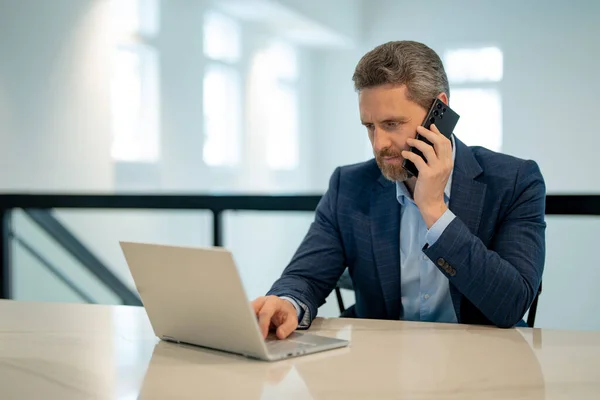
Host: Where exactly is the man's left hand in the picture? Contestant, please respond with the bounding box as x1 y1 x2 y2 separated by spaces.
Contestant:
402 124 453 228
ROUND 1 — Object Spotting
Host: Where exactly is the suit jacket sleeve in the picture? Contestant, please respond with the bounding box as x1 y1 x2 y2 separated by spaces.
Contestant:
266 167 346 327
424 160 546 328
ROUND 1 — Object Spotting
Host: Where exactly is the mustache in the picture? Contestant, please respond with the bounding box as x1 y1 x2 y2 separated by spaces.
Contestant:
376 148 403 158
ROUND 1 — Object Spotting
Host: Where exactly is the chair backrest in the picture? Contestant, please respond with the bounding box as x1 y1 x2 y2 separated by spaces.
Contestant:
526 281 543 327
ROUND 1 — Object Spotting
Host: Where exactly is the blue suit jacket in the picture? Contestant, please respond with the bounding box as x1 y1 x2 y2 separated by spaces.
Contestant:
268 137 546 328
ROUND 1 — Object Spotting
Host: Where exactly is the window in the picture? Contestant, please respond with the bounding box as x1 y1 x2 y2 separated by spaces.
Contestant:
249 40 300 170
202 11 242 167
449 88 502 152
109 0 159 37
444 47 503 84
443 47 503 152
202 64 242 167
203 11 241 63
109 0 160 162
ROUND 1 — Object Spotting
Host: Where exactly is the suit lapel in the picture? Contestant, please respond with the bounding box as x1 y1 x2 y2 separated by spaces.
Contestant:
448 172 486 237
447 136 486 321
370 176 401 319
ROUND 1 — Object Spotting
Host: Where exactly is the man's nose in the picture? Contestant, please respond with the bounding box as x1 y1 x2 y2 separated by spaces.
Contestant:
373 128 393 153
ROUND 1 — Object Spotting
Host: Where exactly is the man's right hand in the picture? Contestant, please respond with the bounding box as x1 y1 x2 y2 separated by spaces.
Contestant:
251 295 298 340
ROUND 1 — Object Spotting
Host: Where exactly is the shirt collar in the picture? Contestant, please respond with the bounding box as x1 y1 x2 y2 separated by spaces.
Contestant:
396 135 456 206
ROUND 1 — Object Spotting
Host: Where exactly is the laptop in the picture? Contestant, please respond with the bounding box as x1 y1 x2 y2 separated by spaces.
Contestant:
119 241 349 361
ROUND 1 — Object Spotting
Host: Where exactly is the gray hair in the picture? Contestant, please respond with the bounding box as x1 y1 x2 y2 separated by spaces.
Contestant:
352 41 450 110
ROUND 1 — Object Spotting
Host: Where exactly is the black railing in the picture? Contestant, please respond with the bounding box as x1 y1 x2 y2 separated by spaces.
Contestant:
1 194 599 325
11 232 96 303
23 209 142 305
1 207 11 301
0 194 323 302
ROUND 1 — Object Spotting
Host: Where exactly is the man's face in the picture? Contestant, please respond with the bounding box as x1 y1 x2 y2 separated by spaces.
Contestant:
359 84 429 182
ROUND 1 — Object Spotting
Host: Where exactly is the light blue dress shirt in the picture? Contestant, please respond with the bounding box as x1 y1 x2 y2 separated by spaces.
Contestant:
396 168 457 322
285 137 458 326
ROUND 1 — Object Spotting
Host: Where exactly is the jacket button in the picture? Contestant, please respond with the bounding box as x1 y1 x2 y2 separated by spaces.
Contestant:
449 268 457 277
437 258 445 267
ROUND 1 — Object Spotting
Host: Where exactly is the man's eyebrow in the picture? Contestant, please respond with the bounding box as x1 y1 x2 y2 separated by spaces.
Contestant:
361 115 412 126
362 116 410 124
381 116 410 123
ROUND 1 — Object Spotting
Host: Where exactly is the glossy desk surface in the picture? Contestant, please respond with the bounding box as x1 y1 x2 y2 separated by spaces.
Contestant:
0 300 599 399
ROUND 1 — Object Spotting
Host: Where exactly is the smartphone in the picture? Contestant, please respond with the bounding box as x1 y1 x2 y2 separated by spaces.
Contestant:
402 98 460 178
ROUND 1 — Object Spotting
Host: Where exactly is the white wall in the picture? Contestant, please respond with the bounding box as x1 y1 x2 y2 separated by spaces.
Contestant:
275 0 362 45
155 0 208 192
0 0 113 191
309 47 367 190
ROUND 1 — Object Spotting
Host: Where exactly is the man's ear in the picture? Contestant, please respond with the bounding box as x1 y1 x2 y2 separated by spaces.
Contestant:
437 92 449 106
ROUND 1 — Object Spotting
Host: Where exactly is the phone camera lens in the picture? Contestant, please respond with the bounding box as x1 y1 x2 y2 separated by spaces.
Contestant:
440 113 444 119
436 103 442 109
433 110 439 116
429 117 435 124
443 108 447 112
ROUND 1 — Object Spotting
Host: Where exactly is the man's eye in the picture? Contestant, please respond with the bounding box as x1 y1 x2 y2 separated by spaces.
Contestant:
385 122 399 129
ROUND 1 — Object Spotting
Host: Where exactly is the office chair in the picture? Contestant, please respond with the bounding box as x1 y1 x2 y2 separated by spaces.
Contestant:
334 268 356 318
334 270 543 327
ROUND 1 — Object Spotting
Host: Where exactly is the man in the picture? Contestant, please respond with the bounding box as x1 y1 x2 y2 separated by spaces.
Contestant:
252 41 546 339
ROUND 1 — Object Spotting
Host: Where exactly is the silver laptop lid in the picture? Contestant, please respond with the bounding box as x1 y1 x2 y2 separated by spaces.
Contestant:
119 241 268 359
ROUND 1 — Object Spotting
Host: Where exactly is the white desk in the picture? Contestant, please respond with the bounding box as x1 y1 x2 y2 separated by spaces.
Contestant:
0 300 598 399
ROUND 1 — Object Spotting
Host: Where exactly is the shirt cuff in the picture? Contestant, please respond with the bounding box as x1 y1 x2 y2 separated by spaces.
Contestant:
425 209 456 246
280 296 311 329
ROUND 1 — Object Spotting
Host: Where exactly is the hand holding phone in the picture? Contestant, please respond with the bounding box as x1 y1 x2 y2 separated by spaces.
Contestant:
402 98 460 178
400 98 459 228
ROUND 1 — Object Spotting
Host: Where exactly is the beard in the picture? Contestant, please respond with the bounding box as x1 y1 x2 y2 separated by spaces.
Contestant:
375 147 410 182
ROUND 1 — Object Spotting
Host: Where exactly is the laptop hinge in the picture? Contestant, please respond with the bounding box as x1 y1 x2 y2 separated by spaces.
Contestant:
162 335 181 343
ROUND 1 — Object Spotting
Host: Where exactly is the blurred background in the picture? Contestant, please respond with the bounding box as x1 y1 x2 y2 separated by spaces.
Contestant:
0 0 598 330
